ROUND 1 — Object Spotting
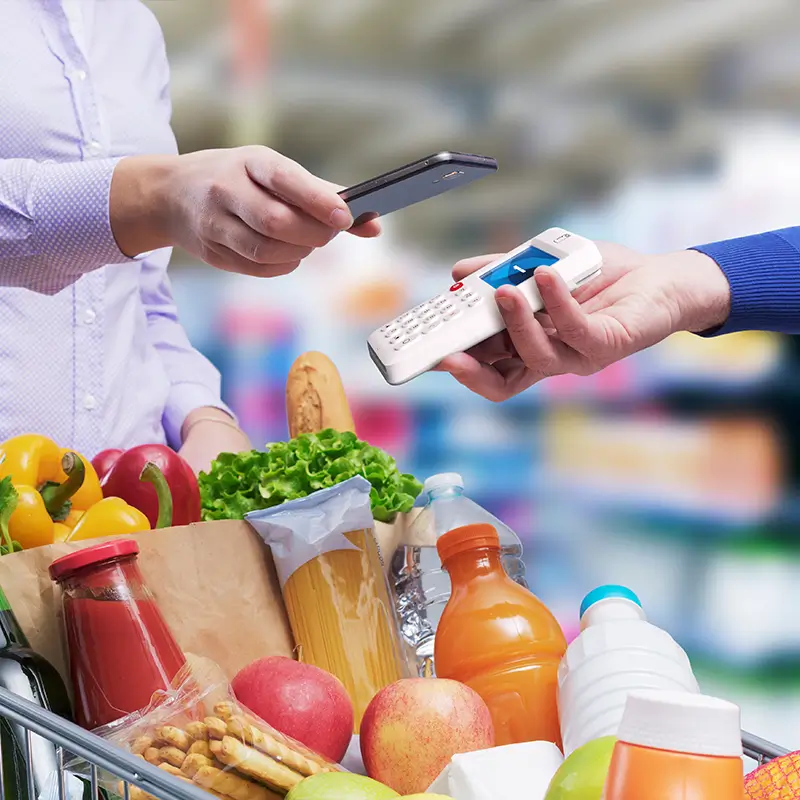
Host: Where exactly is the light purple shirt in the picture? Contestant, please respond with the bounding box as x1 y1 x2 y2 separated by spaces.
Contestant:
0 0 229 457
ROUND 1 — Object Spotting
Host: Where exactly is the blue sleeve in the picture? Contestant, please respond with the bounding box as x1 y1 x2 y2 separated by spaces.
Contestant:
690 227 800 335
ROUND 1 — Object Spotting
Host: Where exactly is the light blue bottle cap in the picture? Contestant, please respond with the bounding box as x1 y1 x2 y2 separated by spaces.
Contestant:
580 585 642 618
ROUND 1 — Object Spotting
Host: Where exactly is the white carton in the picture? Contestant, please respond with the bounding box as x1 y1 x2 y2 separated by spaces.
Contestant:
427 742 563 800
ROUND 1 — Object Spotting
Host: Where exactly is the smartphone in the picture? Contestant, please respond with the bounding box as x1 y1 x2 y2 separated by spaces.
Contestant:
339 151 498 226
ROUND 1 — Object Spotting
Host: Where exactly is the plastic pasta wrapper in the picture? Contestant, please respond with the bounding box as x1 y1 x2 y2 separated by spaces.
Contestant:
66 656 343 799
246 476 410 730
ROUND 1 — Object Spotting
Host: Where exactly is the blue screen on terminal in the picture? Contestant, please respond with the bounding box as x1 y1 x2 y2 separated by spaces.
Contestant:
480 245 559 290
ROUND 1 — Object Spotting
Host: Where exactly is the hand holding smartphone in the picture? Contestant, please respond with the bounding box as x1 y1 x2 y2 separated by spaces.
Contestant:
339 151 497 226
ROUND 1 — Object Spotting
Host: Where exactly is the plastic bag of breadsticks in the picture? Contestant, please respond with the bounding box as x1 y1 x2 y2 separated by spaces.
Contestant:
66 655 343 799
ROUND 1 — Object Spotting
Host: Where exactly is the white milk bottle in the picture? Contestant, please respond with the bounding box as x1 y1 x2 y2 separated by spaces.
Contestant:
558 585 700 756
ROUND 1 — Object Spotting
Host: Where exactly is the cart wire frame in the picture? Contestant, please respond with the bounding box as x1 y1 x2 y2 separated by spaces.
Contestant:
0 689 790 799
742 730 790 766
0 690 208 800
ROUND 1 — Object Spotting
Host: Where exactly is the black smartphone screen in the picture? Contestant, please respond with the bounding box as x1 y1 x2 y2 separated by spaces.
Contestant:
340 152 497 225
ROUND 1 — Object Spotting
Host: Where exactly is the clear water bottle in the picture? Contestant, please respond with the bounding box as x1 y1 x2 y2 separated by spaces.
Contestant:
391 473 528 676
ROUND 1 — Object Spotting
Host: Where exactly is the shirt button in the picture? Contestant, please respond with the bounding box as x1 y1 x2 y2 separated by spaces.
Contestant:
83 308 96 324
83 394 96 411
86 140 103 157
73 69 87 81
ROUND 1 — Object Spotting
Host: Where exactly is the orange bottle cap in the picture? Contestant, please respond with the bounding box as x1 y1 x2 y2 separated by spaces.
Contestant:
437 523 501 563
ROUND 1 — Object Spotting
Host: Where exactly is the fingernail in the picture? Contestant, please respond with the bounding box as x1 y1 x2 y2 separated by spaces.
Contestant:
497 297 514 311
330 208 352 229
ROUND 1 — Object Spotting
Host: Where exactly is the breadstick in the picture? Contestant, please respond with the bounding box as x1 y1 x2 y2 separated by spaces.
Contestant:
182 753 214 779
143 748 161 765
159 746 187 768
131 736 154 756
215 736 303 792
226 717 324 776
122 784 156 800
193 765 282 800
205 716 227 740
189 740 215 759
213 702 237 721
155 726 191 752
117 776 158 800
158 763 191 782
186 722 209 741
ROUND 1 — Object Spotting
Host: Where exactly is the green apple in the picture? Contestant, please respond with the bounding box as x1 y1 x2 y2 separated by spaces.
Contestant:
401 796 453 799
286 772 399 800
544 737 617 800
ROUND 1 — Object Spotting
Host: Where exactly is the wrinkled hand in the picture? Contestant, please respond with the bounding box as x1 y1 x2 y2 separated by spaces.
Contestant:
435 242 731 401
112 146 381 277
178 408 251 475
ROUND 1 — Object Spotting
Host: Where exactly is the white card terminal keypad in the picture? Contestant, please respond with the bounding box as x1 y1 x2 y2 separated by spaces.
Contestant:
367 228 602 386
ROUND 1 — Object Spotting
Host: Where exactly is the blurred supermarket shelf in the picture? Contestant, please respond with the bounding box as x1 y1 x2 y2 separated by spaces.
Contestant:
146 0 800 254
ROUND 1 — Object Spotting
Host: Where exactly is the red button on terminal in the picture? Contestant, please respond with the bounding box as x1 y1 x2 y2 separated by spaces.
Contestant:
449 282 464 292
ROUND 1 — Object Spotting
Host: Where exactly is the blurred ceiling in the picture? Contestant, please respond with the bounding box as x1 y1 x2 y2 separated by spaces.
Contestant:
145 0 800 255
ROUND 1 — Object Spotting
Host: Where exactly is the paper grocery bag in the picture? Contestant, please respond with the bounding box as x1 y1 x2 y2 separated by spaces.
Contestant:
0 520 295 687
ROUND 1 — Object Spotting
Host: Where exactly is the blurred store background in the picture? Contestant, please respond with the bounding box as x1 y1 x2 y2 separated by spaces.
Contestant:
147 0 800 753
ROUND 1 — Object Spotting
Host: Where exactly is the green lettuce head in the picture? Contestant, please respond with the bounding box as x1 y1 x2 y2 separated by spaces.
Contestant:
199 428 422 524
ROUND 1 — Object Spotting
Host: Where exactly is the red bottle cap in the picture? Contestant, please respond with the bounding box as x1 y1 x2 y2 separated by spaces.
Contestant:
437 523 500 563
49 539 139 583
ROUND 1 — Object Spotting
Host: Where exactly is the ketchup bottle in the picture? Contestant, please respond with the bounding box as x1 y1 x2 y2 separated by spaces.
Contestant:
49 540 186 729
433 523 567 747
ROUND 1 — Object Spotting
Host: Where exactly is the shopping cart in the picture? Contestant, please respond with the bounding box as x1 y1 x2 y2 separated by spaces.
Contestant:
742 730 790 766
0 690 207 800
0 689 790 800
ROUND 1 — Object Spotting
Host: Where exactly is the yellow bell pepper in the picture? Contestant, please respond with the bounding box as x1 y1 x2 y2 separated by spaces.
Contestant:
0 437 172 549
0 436 104 549
65 497 151 542
65 461 173 541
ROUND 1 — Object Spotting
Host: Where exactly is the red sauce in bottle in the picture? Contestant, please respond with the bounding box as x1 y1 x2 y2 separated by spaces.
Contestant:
50 540 186 730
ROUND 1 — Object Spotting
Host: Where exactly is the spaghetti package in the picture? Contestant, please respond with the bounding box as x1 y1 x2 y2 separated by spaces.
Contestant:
67 656 342 799
246 476 410 730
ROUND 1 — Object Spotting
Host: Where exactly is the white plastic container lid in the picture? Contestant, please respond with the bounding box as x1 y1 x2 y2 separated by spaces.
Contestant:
423 473 464 493
617 689 742 758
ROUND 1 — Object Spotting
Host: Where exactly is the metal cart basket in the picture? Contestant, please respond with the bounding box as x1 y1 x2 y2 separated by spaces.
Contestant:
0 689 790 800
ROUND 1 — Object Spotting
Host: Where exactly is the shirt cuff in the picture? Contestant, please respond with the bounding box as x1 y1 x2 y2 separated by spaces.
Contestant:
162 382 238 451
31 157 134 294
690 229 800 336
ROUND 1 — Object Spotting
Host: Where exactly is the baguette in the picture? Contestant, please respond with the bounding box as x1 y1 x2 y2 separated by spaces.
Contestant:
285 352 355 438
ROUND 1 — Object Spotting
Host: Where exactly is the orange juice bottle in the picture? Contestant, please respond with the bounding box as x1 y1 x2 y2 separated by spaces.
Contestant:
433 523 567 747
604 689 745 799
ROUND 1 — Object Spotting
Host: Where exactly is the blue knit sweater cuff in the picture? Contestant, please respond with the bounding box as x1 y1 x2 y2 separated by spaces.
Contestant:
690 227 800 336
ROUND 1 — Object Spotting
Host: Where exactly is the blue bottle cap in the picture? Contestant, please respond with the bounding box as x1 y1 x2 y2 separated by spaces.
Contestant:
580 585 642 618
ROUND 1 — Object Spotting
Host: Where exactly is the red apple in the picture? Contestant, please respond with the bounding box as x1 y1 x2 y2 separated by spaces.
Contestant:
231 656 354 763
360 678 494 794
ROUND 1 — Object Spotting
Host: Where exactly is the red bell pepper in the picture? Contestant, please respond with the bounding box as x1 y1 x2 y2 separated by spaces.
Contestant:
92 445 201 528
